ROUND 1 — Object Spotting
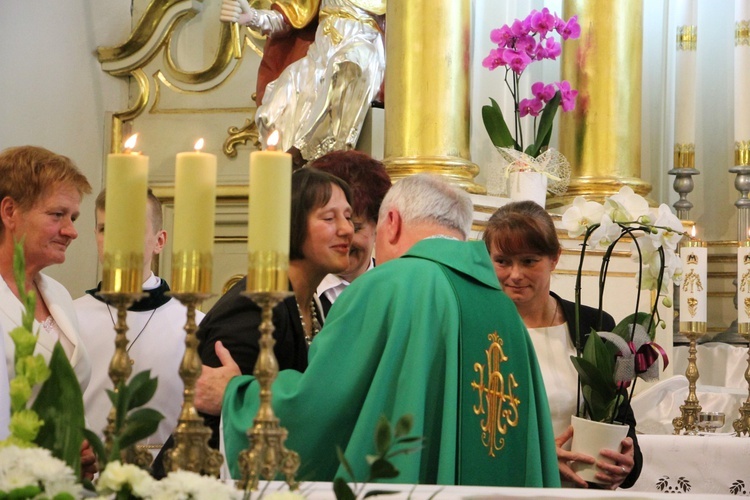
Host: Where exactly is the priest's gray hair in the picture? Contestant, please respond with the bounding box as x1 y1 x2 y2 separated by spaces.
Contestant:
379 174 473 239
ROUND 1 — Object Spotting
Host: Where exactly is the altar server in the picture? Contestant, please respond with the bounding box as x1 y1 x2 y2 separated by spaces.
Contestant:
197 174 560 487
75 189 199 448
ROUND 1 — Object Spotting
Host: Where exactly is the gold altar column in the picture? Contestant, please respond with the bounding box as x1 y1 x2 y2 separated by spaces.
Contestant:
383 0 484 194
553 0 650 206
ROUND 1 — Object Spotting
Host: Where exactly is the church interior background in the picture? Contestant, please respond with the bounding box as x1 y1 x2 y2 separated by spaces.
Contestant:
4 0 750 493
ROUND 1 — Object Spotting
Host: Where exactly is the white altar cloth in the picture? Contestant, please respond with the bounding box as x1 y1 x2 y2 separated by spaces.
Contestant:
258 481 739 499
673 343 749 389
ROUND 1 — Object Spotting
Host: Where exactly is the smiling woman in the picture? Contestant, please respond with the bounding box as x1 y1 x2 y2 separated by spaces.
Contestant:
0 145 93 391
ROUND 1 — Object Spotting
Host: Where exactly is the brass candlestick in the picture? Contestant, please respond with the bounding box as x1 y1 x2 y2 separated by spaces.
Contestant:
238 251 299 490
98 291 152 468
733 323 750 436
163 251 224 475
672 329 704 434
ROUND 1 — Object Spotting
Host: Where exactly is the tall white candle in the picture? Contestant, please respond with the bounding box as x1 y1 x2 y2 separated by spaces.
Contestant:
674 0 697 146
247 131 292 292
173 139 217 255
102 134 148 293
735 1 750 160
679 237 707 327
738 241 750 329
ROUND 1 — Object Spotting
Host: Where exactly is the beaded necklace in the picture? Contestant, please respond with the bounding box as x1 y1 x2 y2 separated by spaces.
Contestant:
297 298 322 345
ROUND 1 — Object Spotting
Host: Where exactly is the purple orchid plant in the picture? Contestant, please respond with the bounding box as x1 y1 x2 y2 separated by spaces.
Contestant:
482 8 580 158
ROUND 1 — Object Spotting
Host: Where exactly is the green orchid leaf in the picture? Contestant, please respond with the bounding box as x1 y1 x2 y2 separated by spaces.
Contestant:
527 91 562 158
570 356 613 398
369 458 399 480
374 415 392 456
583 331 616 377
394 414 413 438
126 370 158 410
482 98 518 149
333 477 356 500
32 343 85 475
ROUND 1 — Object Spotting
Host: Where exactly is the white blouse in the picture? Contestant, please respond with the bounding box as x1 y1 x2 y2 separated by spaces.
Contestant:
527 323 580 437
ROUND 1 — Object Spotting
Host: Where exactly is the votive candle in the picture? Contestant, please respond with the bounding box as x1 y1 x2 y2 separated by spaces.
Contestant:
173 139 217 256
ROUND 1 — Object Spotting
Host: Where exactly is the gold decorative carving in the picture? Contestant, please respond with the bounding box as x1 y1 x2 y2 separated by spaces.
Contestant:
681 268 704 295
471 332 520 457
677 25 697 51
674 143 695 169
224 118 261 158
737 20 750 47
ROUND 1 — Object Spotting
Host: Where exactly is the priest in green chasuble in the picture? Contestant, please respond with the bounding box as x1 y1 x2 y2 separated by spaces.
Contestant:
197 174 560 487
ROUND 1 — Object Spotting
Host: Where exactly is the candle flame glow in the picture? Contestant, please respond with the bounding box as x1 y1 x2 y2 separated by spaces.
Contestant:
124 134 138 152
691 226 696 238
194 138 205 152
267 130 280 151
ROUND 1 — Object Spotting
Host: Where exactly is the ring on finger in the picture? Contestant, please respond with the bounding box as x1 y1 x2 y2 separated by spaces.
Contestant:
620 466 626 474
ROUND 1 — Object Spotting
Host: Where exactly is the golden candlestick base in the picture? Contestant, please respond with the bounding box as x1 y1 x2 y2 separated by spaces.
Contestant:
237 291 300 491
97 291 152 467
673 323 706 435
163 292 224 476
733 324 750 436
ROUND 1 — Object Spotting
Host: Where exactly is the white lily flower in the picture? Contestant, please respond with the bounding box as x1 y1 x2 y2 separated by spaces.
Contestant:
561 196 604 237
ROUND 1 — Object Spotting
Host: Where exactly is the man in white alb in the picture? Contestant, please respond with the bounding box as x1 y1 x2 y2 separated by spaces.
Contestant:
74 189 203 451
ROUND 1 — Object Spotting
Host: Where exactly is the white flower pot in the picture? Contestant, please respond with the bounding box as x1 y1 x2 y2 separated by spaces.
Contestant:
507 170 548 207
570 415 629 484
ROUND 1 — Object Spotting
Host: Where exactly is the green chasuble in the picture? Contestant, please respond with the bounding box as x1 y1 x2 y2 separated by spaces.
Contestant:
223 239 560 487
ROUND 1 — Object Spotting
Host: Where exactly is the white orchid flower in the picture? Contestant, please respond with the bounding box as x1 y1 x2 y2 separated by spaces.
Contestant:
561 196 604 237
605 186 650 224
588 214 621 248
652 204 685 250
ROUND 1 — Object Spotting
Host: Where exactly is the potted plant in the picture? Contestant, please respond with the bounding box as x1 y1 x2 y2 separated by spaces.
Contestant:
481 8 579 202
560 187 684 482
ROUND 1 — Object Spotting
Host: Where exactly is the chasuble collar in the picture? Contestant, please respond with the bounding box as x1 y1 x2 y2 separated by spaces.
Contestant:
86 278 172 312
402 239 501 291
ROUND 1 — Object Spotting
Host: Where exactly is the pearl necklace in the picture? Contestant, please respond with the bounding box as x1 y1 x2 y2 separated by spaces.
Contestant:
297 298 321 345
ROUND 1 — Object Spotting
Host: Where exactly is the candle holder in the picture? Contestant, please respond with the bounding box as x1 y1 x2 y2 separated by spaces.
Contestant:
237 251 299 490
97 291 152 467
162 290 224 476
672 325 706 435
733 323 750 436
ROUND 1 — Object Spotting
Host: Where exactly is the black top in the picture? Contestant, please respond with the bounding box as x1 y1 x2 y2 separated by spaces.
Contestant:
551 291 643 489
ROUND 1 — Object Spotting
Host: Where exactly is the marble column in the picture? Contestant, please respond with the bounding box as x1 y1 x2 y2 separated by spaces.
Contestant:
383 0 484 194
552 0 650 207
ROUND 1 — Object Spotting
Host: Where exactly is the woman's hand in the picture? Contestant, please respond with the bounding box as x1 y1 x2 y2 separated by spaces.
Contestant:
594 436 635 490
555 425 595 488
80 439 98 480
195 341 241 416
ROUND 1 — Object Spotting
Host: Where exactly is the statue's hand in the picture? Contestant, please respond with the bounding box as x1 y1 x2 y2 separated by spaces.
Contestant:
220 0 254 24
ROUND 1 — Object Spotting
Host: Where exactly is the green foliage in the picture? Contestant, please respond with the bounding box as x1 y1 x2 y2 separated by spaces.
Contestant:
482 91 562 157
569 331 624 423
32 343 86 474
612 312 656 341
83 370 163 470
334 414 424 499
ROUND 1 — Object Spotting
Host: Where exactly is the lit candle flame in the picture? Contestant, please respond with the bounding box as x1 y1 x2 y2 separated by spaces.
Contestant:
266 130 280 151
691 225 696 238
194 138 205 152
124 133 138 153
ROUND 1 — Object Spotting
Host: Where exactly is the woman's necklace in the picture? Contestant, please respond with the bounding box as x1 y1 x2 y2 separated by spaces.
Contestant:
106 304 157 356
297 298 321 345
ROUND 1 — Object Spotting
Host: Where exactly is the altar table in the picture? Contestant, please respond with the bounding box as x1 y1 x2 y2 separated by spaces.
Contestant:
259 481 740 499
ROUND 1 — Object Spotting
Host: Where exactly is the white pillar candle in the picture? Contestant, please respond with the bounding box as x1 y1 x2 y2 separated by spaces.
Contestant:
173 139 217 255
247 131 292 292
739 241 750 330
679 238 707 327
103 135 148 292
736 1 750 164
674 0 697 146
